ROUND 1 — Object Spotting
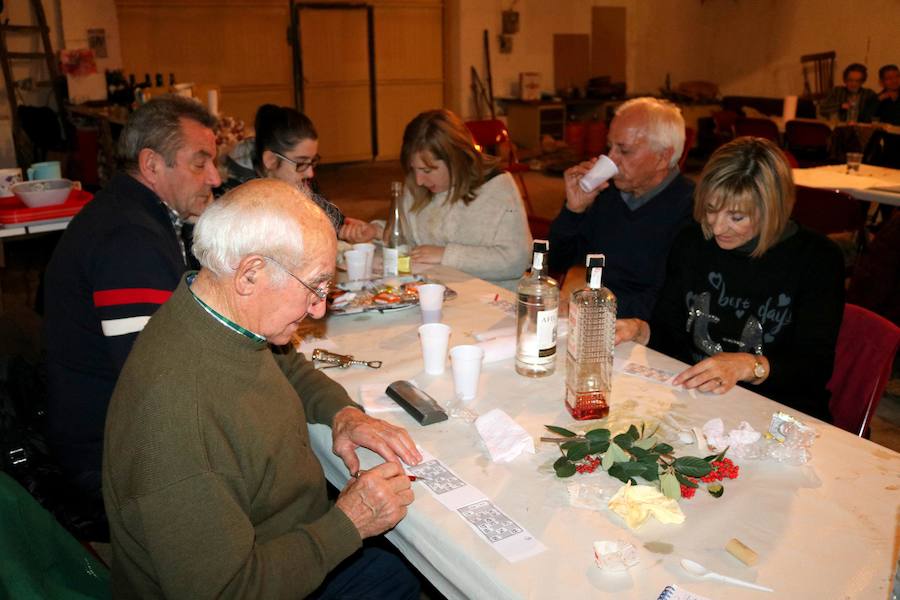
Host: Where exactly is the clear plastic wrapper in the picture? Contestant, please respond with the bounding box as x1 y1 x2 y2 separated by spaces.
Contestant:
593 540 639 572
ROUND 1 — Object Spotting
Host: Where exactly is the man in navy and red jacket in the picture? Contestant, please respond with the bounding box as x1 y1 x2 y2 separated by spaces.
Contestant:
43 96 221 526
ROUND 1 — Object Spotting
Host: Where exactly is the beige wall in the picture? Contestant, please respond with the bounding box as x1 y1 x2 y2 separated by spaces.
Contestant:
446 0 900 119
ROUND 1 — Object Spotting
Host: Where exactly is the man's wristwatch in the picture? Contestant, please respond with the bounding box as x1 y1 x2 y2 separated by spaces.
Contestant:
752 356 768 380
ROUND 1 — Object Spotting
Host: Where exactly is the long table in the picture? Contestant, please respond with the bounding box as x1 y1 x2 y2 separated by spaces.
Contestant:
793 164 900 207
306 266 899 599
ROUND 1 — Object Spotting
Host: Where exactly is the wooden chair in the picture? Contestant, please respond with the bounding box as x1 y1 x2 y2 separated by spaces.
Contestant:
464 119 534 214
784 120 832 166
733 117 780 144
800 51 836 101
827 304 900 437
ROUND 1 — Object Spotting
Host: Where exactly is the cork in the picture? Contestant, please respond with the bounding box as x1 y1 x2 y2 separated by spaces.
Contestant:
725 537 759 566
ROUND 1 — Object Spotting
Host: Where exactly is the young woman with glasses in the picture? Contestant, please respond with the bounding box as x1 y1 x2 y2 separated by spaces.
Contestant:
219 104 378 243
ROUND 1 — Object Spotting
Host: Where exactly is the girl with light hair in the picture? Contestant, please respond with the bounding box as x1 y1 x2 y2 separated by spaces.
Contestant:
373 109 531 289
616 137 844 421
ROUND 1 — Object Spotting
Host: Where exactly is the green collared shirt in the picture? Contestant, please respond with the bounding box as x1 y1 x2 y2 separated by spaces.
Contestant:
187 272 266 343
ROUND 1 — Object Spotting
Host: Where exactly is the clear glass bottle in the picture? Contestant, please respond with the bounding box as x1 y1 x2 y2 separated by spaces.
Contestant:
515 239 559 377
382 181 412 276
565 253 616 420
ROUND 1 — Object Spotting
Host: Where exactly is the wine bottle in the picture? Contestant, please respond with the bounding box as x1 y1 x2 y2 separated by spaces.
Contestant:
382 181 412 276
515 240 559 377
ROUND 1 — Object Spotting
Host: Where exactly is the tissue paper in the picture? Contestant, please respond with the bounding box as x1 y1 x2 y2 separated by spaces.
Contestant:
474 408 535 463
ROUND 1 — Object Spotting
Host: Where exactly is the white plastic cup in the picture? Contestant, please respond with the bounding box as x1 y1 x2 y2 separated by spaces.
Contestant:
417 283 446 324
344 250 367 282
846 152 863 172
579 155 619 193
418 323 451 375
352 242 376 279
450 344 485 402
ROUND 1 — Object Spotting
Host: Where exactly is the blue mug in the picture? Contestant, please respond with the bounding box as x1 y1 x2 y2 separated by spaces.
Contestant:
27 161 61 180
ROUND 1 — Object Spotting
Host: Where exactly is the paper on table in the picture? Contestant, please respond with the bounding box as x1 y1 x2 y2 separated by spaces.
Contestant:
407 447 546 562
477 336 516 363
358 382 405 413
474 408 535 462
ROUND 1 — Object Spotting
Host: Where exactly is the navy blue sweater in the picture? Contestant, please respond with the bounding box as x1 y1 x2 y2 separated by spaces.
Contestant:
43 173 188 482
548 174 695 319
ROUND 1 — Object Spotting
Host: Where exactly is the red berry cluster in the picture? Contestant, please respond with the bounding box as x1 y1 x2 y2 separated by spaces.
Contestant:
575 455 601 474
700 458 740 483
680 479 698 499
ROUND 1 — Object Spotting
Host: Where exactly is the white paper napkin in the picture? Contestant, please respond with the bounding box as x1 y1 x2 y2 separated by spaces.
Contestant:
477 335 516 363
474 408 535 463
358 382 405 413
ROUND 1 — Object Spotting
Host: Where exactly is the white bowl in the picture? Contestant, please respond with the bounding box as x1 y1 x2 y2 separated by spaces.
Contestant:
12 178 73 208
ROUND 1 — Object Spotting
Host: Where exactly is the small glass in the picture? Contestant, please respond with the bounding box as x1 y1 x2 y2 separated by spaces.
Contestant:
846 152 863 173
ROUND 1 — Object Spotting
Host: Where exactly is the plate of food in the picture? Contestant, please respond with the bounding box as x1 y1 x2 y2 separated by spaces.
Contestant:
328 275 456 315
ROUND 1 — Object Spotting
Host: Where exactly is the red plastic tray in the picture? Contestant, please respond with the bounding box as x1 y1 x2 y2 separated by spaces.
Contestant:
0 189 93 225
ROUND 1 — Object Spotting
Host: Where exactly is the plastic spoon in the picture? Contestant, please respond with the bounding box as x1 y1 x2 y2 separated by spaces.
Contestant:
680 558 773 593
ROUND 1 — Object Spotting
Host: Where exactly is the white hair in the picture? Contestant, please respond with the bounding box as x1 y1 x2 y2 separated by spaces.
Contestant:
615 97 686 168
192 180 315 284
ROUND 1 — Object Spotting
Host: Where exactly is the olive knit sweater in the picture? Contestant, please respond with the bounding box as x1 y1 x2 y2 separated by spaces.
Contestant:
103 276 361 598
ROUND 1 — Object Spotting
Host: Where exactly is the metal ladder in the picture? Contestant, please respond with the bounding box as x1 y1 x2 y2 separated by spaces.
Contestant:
0 0 65 166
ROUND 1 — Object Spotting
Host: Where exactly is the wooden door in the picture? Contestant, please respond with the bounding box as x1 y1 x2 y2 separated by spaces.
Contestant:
296 5 375 163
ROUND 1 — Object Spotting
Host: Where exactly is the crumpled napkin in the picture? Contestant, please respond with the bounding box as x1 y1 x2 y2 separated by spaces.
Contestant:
358 382 405 413
607 482 685 529
474 408 535 463
702 418 761 456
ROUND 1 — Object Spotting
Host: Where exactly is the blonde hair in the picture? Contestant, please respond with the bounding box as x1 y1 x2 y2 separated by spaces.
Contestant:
694 137 795 257
400 109 498 212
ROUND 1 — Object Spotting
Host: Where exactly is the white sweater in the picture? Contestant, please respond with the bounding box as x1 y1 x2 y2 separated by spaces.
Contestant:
402 172 532 289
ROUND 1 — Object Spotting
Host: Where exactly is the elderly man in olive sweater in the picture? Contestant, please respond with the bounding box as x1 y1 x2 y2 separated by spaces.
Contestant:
103 179 422 598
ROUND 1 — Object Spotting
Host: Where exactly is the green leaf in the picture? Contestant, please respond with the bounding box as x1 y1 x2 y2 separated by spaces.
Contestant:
613 433 634 448
641 462 660 481
673 456 713 478
607 463 641 484
707 483 724 498
659 471 681 499
585 428 611 442
633 436 657 450
652 443 674 455
628 446 657 462
565 442 592 461
588 440 610 455
674 471 698 488
545 425 577 437
560 440 580 451
607 442 630 463
627 424 641 440
553 456 576 478
601 447 616 471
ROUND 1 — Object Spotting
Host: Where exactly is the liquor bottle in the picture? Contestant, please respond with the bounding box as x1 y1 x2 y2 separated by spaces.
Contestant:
515 239 559 377
382 181 412 276
565 253 616 420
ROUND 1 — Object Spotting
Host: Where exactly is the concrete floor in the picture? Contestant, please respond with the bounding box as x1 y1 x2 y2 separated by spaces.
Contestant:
317 158 900 454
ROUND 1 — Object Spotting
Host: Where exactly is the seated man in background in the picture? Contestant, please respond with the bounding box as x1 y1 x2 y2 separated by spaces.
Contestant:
875 64 900 125
548 97 694 319
103 179 422 598
42 96 221 531
819 62 879 123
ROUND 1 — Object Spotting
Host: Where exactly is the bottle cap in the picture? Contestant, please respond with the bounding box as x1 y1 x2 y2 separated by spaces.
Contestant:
533 239 549 253
586 253 605 287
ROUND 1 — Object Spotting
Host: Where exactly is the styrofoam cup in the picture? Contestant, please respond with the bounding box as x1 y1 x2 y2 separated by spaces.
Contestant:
450 344 485 402
344 250 367 281
352 242 375 279
579 155 619 193
417 283 446 324
419 323 451 375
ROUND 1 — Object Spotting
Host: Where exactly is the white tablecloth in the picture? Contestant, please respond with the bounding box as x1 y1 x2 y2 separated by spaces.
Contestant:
307 266 899 599
793 164 900 207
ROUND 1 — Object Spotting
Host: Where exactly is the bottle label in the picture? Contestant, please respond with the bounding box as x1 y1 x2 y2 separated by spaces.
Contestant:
536 308 558 357
398 254 411 274
383 247 399 276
